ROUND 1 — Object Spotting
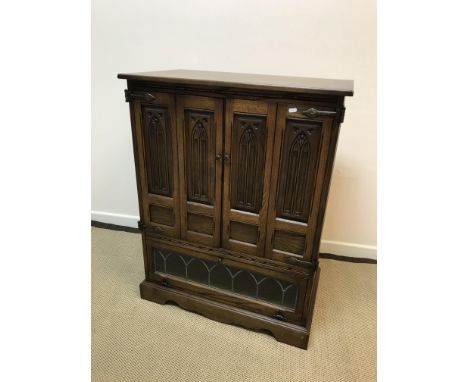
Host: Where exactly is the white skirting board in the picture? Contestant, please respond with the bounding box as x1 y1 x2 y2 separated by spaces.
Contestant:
91 210 377 260
319 240 377 260
91 210 139 228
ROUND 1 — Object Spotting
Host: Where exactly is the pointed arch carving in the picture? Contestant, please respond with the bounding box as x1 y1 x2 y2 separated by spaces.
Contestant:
231 115 267 213
283 131 311 216
143 107 172 196
277 120 323 222
185 111 214 204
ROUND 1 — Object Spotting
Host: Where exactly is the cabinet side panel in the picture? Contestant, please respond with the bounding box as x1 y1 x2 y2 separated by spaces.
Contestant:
128 95 146 222
310 113 343 261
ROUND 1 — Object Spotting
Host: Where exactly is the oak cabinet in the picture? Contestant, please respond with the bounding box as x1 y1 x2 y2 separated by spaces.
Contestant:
119 70 353 349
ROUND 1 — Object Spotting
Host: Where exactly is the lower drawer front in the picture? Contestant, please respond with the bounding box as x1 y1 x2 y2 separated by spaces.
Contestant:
145 239 308 324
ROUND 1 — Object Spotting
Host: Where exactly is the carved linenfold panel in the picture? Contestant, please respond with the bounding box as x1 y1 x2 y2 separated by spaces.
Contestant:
185 111 215 205
277 120 323 222
230 115 267 213
151 248 299 309
142 106 173 196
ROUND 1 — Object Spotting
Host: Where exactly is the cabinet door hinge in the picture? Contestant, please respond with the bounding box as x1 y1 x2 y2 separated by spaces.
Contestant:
138 221 163 234
125 90 156 103
285 256 318 271
291 105 345 124
336 106 346 124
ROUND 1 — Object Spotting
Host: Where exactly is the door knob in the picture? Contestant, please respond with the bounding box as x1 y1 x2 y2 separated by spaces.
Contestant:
223 154 230 161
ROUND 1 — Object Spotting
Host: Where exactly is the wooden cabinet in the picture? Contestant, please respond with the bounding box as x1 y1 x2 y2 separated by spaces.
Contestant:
119 69 353 349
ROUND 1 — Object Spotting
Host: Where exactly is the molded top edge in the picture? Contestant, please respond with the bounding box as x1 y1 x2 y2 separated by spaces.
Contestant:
117 69 354 96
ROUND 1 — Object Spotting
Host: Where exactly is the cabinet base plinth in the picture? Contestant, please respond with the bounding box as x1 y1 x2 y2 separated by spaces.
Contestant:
139 280 311 349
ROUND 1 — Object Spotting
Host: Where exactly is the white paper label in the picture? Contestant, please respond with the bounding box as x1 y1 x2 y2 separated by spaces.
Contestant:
288 107 298 113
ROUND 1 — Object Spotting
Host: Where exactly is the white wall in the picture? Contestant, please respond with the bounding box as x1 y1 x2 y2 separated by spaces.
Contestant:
91 0 376 259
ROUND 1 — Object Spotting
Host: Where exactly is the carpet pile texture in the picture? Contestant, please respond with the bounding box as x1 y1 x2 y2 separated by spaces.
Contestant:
92 227 376 382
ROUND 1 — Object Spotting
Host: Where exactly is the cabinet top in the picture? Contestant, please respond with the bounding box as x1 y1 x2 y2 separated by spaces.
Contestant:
117 69 354 97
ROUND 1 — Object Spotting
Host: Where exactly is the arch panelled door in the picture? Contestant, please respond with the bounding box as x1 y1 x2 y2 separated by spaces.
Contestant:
265 103 334 263
132 92 181 238
222 99 277 257
176 95 224 248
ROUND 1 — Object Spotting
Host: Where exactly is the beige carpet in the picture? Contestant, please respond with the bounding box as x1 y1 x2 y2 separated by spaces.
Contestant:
92 227 376 382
